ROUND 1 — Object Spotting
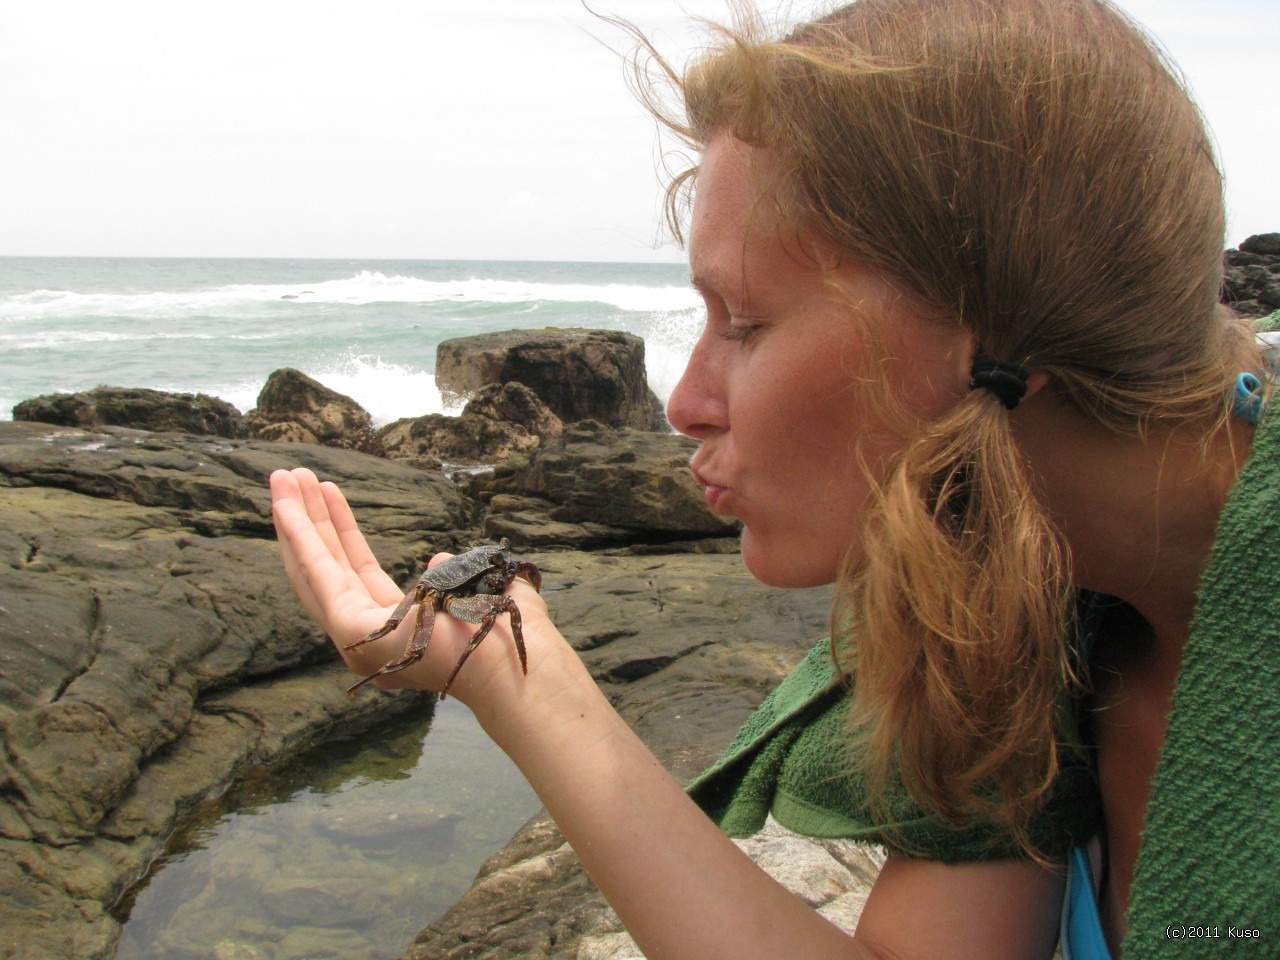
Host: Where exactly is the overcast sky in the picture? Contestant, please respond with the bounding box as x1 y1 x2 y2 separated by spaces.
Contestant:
2 0 1275 263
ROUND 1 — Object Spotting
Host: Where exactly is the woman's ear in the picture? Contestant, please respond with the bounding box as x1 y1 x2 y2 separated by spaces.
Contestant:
1022 370 1052 402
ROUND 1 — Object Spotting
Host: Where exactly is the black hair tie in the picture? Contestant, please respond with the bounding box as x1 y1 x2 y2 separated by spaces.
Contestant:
969 357 1029 410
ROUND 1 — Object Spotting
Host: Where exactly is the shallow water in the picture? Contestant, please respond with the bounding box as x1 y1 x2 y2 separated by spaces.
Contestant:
112 697 540 960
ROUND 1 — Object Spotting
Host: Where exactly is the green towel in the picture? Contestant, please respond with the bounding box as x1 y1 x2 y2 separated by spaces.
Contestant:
686 640 1102 862
1123 316 1280 955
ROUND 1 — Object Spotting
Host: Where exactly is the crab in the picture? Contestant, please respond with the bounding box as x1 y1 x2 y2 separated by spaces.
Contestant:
344 539 541 698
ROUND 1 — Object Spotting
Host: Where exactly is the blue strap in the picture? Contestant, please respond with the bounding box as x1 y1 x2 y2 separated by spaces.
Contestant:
1062 845 1112 960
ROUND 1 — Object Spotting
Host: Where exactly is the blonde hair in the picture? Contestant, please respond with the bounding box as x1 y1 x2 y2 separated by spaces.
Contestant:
631 0 1256 851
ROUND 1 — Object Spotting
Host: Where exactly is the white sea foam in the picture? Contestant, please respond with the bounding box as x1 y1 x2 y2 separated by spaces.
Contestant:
208 352 461 427
0 288 254 321
0 329 219 349
309 353 458 425
639 308 704 406
0 271 700 321
238 271 701 312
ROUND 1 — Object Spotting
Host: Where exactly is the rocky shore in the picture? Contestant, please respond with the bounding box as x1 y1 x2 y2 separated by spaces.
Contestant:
0 325 864 960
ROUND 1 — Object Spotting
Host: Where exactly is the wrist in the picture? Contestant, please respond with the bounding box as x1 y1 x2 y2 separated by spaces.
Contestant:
445 599 597 730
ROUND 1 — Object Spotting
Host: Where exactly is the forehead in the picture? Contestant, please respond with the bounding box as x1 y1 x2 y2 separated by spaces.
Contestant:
689 136 758 258
690 134 861 313
688 134 797 299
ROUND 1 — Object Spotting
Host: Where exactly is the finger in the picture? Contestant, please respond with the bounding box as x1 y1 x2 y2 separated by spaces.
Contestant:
270 485 331 629
272 482 382 642
506 573 548 618
320 480 403 606
270 469 315 594
272 468 357 617
293 468 353 577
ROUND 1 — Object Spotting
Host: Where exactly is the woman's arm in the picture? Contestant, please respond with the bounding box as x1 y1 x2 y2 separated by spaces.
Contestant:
270 467 1064 960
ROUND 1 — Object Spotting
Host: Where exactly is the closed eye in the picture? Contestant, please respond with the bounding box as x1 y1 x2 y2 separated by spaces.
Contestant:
720 321 762 344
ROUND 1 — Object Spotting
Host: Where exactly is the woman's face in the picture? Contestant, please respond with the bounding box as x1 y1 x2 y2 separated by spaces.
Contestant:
667 134 973 588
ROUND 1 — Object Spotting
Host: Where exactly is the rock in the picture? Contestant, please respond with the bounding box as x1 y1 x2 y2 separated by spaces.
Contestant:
1241 233 1280 256
0 421 468 543
12 386 247 438
435 329 667 431
1223 235 1280 319
474 421 740 549
243 368 378 453
574 819 884 960
378 382 564 470
465 380 565 445
0 421 466 958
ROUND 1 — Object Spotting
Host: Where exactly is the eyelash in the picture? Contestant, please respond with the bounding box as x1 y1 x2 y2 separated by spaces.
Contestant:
720 321 761 344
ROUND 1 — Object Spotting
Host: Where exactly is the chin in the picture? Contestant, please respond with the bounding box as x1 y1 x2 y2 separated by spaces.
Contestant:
739 530 841 590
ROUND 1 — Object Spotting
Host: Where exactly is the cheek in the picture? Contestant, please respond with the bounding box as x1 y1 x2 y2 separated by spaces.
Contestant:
738 470 867 589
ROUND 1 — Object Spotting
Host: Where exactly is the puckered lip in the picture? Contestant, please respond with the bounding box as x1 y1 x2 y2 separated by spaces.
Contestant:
689 461 720 490
690 461 733 514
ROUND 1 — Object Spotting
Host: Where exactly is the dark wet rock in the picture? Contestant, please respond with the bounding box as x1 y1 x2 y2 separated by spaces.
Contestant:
473 421 739 549
464 380 566 449
243 367 378 453
12 387 247 439
0 421 467 959
378 382 564 470
0 421 468 543
1241 233 1280 256
1223 233 1280 318
435 329 667 431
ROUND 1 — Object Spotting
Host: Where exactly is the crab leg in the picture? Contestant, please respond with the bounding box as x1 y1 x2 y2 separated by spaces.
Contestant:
344 579 429 650
512 561 542 593
437 595 528 698
344 591 439 694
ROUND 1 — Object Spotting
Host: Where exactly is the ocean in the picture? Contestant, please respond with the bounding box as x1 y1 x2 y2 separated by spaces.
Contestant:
0 256 702 425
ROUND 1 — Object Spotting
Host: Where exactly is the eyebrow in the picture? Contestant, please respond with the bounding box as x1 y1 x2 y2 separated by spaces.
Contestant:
688 272 727 298
688 273 726 306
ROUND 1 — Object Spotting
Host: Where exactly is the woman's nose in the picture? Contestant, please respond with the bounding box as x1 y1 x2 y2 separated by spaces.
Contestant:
666 334 728 439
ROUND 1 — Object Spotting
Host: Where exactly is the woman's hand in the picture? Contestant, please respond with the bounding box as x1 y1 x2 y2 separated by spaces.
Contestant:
269 467 547 703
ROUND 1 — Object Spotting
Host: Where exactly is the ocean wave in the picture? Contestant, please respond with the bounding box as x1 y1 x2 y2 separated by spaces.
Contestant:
259 271 702 313
0 271 701 321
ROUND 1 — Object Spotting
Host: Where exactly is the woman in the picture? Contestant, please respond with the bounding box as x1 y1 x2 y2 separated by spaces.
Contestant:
271 1 1278 956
